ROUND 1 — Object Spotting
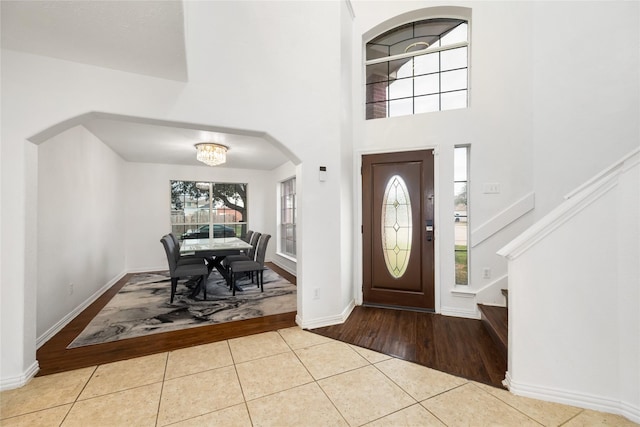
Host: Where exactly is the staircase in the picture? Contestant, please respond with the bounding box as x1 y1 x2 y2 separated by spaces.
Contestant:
478 300 508 362
494 148 639 415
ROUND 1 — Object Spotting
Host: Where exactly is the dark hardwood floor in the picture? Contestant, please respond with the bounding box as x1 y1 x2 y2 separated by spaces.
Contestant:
38 266 507 389
311 305 507 389
36 263 297 376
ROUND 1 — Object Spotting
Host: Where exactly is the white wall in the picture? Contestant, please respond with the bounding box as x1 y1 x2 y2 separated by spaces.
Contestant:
182 0 350 329
34 126 287 347
340 0 355 313
350 2 639 418
500 152 639 421
617 157 640 422
351 0 639 317
3 1 637 406
1 0 350 388
351 2 535 316
125 161 278 272
1 49 189 389
531 1 640 218
37 126 126 342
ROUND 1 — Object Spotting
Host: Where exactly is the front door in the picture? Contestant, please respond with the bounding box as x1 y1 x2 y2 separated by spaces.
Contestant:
362 150 435 310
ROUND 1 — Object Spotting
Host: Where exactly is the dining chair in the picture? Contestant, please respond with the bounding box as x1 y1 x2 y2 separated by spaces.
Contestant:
160 235 209 302
168 233 208 266
222 231 261 272
169 232 218 278
243 229 254 244
229 234 271 296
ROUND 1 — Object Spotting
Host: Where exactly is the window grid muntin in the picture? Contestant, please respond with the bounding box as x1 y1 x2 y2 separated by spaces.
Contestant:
280 177 297 258
368 57 468 117
170 181 248 240
366 20 468 120
366 19 467 62
454 146 469 285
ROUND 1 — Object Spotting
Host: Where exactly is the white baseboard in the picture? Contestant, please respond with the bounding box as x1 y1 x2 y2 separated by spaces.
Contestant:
503 371 513 390
270 258 296 277
620 401 640 424
476 274 509 306
36 270 127 348
440 305 480 319
296 299 355 330
0 361 39 391
508 375 640 424
126 265 167 274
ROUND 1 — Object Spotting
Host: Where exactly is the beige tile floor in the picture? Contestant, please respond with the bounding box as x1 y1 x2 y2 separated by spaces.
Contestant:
1 327 637 427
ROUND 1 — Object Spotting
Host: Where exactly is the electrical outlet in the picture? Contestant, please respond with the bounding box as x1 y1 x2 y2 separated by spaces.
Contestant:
482 268 491 279
313 288 320 300
68 283 74 295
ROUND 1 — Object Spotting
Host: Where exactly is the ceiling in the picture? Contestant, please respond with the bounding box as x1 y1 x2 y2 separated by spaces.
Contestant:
82 117 290 170
1 0 188 81
1 1 291 170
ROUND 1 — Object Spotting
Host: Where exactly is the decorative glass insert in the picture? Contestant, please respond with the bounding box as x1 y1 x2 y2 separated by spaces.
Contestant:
381 175 412 278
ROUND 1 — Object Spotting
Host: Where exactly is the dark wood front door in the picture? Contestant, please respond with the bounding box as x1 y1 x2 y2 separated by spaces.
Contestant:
362 150 435 310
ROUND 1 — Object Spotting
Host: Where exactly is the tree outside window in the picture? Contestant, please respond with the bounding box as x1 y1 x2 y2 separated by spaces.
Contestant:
170 181 248 239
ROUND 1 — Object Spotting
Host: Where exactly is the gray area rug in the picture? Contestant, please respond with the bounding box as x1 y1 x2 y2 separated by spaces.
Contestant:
68 268 296 348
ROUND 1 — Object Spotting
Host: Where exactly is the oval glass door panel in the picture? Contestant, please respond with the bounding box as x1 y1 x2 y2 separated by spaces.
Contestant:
381 175 412 278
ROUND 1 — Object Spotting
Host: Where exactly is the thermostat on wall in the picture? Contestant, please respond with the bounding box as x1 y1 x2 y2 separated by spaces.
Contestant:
319 166 327 182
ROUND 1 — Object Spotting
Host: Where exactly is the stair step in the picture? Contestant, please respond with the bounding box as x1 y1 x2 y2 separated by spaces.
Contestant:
478 304 508 360
501 289 508 307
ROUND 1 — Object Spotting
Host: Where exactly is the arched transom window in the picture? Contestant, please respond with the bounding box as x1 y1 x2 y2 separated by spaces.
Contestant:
366 18 468 120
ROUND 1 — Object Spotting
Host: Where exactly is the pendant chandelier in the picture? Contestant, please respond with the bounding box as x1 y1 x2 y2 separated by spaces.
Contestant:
195 143 228 166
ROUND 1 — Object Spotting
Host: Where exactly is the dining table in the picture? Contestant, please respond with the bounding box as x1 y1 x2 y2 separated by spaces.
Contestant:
180 237 253 296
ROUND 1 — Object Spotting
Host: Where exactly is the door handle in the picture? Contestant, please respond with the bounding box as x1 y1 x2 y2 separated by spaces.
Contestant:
426 220 434 241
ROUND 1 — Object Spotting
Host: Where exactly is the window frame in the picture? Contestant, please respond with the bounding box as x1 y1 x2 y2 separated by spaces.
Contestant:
170 180 248 240
278 176 297 259
454 145 470 286
365 19 470 120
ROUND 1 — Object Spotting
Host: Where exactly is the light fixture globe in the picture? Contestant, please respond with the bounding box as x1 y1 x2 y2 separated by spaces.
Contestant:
195 143 228 166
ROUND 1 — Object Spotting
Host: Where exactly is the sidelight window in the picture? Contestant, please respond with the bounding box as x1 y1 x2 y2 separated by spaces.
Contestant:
454 146 469 285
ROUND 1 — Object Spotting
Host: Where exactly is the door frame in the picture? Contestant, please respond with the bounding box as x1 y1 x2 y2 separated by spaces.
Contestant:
354 146 441 314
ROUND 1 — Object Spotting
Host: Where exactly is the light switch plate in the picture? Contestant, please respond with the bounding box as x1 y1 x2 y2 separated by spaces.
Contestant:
483 183 500 194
